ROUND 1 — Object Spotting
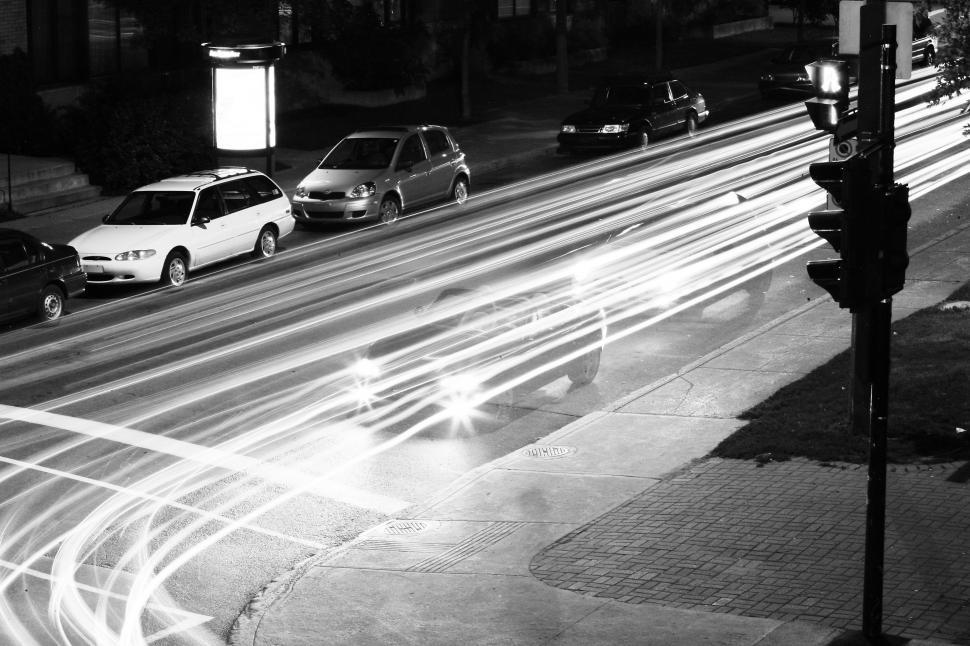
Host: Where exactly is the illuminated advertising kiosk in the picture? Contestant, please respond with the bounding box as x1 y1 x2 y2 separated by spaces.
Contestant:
202 41 285 175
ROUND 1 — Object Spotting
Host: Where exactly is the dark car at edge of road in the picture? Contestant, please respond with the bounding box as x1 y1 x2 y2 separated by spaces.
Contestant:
557 74 709 154
0 228 86 325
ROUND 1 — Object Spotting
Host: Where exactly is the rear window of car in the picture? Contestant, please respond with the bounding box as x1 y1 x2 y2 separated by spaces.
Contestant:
424 130 452 155
0 237 31 271
245 175 284 204
669 81 688 99
219 179 257 214
106 191 194 225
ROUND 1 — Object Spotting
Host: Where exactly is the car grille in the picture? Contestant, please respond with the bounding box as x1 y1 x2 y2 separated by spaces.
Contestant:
308 190 346 200
82 255 112 261
575 126 607 134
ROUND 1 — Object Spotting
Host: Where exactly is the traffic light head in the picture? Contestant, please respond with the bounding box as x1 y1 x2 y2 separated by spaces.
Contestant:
806 155 873 310
804 59 850 132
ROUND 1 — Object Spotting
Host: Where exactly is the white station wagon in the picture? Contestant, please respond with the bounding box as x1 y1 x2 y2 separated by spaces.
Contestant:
70 168 294 286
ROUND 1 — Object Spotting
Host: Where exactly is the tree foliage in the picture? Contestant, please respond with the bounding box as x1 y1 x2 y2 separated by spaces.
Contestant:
932 0 970 104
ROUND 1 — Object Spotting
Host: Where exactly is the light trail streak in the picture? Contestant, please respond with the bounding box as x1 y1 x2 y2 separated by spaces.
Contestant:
0 73 967 645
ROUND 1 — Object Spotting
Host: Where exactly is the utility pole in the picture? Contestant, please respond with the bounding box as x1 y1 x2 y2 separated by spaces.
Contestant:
802 0 912 639
856 1 896 638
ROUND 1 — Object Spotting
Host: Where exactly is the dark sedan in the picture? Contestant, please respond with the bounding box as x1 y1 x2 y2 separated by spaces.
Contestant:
0 228 86 324
758 45 829 99
557 74 709 153
352 287 606 419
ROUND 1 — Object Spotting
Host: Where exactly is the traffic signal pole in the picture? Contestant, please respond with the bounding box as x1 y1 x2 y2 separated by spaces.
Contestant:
856 2 895 640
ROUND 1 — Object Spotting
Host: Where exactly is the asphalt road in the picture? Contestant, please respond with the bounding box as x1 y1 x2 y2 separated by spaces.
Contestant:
1 67 967 645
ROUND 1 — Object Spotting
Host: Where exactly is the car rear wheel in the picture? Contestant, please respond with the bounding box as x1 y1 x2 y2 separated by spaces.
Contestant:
924 47 935 66
567 347 601 385
161 251 187 287
685 112 699 137
379 196 401 225
637 130 650 148
452 177 469 205
37 285 65 321
253 226 278 258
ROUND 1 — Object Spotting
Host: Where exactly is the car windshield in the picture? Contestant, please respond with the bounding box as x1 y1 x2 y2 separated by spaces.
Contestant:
104 191 194 225
592 85 651 107
320 137 399 170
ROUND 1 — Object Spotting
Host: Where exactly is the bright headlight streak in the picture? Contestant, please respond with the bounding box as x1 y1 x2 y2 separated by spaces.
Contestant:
2 71 967 645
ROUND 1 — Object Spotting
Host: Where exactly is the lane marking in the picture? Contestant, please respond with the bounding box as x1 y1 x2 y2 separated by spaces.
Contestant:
0 454 327 549
0 405 410 514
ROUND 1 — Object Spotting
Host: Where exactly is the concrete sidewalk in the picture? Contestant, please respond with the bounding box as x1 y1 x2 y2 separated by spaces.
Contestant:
228 223 970 644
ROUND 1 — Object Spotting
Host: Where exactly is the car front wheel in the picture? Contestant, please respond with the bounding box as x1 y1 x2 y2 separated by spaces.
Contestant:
637 129 650 148
924 47 935 66
379 196 401 225
685 112 699 137
37 285 65 321
253 226 278 258
161 251 187 287
452 177 469 205
567 347 602 385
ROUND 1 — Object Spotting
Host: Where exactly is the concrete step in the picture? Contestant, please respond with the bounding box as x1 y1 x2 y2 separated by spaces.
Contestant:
0 154 102 215
14 185 104 214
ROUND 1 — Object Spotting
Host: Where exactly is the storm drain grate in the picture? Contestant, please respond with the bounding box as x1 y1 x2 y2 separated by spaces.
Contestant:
383 520 431 535
521 445 575 459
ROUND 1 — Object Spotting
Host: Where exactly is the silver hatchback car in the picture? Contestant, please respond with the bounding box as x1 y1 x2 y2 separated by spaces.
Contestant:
291 125 471 226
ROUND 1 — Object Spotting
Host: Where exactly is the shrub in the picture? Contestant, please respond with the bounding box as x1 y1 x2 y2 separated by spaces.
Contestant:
323 9 430 92
62 74 214 194
486 15 556 67
568 13 608 51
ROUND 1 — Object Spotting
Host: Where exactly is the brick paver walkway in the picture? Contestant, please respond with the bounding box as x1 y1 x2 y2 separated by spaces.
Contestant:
530 458 970 644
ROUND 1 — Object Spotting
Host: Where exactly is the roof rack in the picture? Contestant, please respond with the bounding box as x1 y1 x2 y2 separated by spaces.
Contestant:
182 167 256 181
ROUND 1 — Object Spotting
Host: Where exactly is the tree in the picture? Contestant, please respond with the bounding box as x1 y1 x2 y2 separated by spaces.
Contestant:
778 0 837 42
931 0 970 107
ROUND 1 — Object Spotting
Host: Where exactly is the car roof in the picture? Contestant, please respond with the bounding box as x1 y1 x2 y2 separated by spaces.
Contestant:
598 72 675 87
347 124 449 138
133 167 261 192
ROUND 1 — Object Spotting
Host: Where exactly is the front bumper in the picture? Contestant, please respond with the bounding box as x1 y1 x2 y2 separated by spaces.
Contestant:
292 196 382 222
557 131 639 152
79 256 165 284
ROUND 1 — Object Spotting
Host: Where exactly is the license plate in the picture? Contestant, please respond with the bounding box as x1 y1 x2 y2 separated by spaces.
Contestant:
83 264 103 273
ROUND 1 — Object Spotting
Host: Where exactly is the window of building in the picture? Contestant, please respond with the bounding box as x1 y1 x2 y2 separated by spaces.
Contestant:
498 0 533 18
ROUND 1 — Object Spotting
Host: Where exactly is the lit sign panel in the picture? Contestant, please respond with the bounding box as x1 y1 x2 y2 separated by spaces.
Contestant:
213 66 276 150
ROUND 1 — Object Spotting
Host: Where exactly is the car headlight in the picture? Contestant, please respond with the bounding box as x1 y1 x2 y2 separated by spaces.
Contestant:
599 124 630 134
439 373 483 420
349 182 376 199
114 250 156 261
295 185 308 198
561 124 577 134
353 357 382 379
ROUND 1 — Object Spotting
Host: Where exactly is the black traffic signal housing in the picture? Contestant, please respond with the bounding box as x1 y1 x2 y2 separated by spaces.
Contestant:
805 155 875 310
877 183 911 299
804 58 850 133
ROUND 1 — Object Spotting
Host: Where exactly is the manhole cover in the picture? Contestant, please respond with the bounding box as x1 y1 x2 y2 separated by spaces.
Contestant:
383 520 430 535
521 445 575 459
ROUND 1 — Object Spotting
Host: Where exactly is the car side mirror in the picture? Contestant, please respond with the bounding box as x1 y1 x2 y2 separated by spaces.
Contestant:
101 214 111 223
193 215 210 228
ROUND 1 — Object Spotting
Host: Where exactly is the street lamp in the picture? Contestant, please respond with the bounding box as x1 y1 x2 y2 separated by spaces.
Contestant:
202 40 285 175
